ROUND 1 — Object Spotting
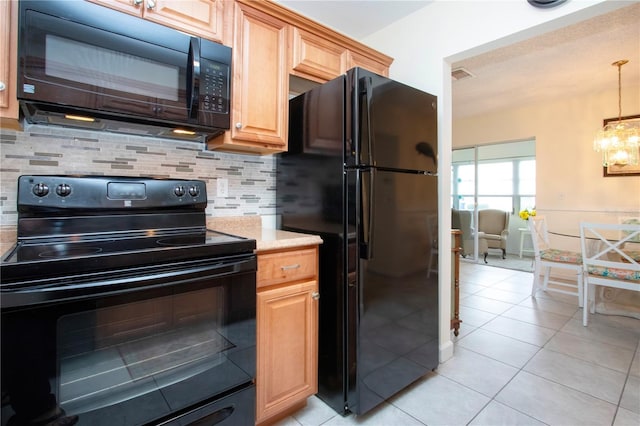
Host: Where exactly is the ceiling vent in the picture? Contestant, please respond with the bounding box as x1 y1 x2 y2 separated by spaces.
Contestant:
451 67 474 81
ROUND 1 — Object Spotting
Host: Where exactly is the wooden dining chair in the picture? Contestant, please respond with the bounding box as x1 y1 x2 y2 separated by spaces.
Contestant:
528 215 583 305
579 222 640 326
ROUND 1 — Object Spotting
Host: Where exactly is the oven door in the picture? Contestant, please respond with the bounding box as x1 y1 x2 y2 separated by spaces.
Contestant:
18 1 191 123
1 255 256 426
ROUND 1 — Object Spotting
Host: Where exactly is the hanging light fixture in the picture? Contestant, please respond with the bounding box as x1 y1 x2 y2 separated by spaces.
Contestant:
593 60 640 167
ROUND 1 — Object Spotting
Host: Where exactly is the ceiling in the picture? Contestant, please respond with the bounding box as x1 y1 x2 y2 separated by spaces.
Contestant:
277 1 640 119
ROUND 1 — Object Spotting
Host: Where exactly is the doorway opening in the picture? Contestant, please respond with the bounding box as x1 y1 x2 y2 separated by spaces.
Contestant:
452 139 536 271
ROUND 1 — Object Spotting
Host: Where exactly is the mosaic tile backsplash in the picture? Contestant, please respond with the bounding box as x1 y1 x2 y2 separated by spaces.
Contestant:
0 124 277 228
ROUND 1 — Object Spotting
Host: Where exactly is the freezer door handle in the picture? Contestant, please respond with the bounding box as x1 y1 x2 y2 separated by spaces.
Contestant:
360 76 375 166
361 169 375 260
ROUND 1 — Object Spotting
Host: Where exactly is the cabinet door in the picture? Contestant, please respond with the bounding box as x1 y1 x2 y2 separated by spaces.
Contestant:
0 0 19 123
290 27 346 83
256 280 318 423
347 50 389 77
145 0 225 43
229 2 288 151
87 0 224 43
86 0 144 17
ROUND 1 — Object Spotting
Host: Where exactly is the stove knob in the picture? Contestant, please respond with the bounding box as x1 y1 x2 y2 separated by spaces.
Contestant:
56 183 71 197
33 183 49 197
174 185 186 197
188 186 200 197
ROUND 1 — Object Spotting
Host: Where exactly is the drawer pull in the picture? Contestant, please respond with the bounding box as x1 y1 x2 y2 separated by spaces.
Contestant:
281 264 300 271
312 292 320 300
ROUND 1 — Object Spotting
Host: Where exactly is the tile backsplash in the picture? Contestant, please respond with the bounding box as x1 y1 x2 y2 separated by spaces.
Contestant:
0 124 277 228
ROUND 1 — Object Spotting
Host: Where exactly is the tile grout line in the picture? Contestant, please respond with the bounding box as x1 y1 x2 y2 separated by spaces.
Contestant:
611 341 640 424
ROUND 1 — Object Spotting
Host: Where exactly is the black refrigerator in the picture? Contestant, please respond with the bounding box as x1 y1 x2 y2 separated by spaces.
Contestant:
276 67 438 416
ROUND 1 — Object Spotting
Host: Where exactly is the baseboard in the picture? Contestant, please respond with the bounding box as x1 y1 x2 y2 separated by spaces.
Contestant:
439 339 454 363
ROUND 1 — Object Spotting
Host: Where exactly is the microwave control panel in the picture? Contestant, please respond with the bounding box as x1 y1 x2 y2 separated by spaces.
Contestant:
200 59 229 114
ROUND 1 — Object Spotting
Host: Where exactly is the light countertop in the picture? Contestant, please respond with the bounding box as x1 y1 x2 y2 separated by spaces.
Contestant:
207 216 323 252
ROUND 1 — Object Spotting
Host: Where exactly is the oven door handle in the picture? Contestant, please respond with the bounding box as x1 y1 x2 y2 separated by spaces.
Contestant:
1 256 256 309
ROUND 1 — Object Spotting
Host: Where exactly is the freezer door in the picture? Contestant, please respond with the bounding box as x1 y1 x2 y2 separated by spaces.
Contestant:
346 68 437 173
346 168 439 415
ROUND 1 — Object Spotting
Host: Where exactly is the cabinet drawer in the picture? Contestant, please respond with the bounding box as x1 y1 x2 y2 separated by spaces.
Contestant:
258 247 317 288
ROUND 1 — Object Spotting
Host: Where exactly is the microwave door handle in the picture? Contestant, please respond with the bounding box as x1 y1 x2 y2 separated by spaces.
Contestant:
187 37 200 120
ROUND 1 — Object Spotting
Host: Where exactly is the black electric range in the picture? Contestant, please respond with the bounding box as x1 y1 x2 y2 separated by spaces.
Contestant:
0 174 256 297
0 175 258 426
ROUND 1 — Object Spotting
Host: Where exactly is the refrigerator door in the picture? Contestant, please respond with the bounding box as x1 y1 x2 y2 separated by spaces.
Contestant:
345 168 439 415
346 68 437 173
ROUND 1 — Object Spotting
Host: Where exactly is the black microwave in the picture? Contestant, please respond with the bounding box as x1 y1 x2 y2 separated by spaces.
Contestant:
17 0 231 141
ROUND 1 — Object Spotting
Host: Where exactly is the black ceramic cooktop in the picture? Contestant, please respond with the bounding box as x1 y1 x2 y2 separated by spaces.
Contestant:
1 229 255 284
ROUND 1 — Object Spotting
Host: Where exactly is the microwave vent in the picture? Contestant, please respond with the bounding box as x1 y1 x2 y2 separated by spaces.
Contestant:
47 114 106 130
20 102 213 142
451 67 474 81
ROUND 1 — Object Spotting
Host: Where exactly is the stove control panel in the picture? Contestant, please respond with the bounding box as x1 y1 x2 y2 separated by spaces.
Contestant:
17 175 208 210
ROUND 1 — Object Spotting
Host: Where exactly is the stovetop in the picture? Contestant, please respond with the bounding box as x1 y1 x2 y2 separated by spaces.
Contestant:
5 229 250 263
1 228 256 284
1 175 256 285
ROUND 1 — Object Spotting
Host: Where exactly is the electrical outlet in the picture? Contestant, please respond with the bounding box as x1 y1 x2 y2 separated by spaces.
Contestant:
217 178 228 197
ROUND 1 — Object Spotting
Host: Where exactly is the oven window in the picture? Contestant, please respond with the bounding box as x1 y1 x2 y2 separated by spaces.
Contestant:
45 34 180 102
58 286 231 416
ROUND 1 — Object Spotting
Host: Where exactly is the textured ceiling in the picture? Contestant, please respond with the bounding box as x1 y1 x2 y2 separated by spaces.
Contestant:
451 2 640 119
277 1 640 120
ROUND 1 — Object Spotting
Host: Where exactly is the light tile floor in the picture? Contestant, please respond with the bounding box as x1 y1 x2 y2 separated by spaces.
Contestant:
275 262 640 426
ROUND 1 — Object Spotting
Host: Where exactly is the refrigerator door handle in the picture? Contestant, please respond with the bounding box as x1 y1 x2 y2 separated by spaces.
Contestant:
361 168 375 260
360 76 375 166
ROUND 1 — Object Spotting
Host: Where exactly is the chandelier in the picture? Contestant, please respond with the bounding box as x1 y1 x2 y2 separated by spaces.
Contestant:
593 60 640 167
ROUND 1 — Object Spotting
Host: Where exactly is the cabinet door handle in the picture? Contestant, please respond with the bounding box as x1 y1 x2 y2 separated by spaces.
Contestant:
235 123 242 129
146 0 156 9
0 82 6 92
312 292 320 300
132 0 143 5
280 264 300 271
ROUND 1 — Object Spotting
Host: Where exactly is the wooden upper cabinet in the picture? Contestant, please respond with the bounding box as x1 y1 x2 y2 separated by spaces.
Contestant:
0 0 20 126
284 3 393 83
347 50 390 77
207 1 289 154
87 0 144 15
87 0 225 43
290 27 346 83
145 0 225 42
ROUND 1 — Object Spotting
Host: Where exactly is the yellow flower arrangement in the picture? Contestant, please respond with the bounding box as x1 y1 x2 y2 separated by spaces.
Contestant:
519 208 536 221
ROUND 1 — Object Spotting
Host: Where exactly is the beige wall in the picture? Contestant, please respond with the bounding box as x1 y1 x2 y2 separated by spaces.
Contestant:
453 84 640 252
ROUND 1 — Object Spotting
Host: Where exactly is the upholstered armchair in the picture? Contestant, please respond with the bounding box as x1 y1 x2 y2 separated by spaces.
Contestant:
477 209 510 262
451 209 474 257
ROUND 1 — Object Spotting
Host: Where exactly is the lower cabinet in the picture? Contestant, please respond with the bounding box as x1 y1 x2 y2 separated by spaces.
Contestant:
256 245 319 425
